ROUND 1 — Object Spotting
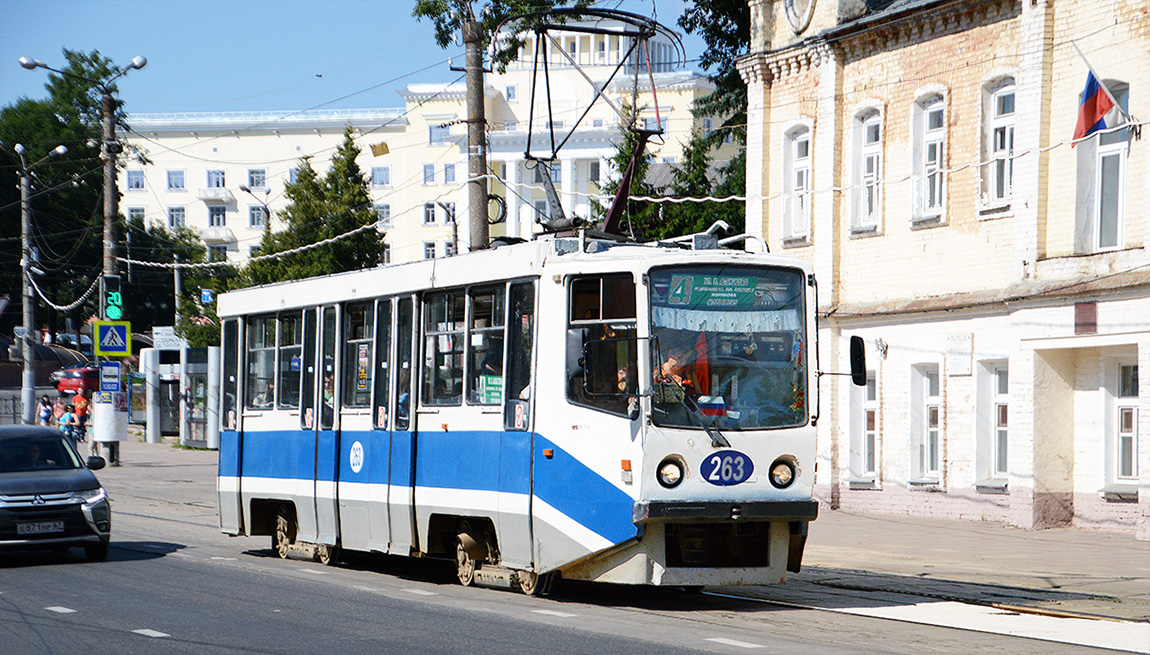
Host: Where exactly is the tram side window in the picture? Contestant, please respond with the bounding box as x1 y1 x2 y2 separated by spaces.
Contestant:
423 290 465 405
566 274 638 416
396 298 414 429
373 299 392 429
246 315 276 409
468 286 505 405
506 282 536 402
320 307 337 429
277 312 303 409
343 303 373 408
222 319 238 429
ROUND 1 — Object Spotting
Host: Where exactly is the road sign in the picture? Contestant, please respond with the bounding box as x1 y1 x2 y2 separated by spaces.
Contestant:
100 361 122 393
201 288 215 304
94 321 131 356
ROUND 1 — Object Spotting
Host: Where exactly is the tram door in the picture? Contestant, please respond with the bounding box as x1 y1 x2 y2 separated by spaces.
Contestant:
388 297 418 555
498 281 537 568
314 305 341 546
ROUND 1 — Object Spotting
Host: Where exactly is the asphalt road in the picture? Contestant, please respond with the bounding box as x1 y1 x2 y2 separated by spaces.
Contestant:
0 497 1117 654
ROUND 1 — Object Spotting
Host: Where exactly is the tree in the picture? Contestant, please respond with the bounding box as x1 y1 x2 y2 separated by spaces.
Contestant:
243 128 384 286
0 49 138 339
413 0 590 69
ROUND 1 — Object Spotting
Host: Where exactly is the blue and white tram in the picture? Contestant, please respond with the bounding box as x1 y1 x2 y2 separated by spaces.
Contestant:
217 233 847 592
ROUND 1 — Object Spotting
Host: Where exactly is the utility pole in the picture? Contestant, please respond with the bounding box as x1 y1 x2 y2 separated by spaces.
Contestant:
3 141 66 424
463 19 489 250
101 90 118 279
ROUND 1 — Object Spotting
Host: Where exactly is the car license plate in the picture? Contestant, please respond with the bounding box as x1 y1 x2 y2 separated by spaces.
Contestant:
16 520 64 535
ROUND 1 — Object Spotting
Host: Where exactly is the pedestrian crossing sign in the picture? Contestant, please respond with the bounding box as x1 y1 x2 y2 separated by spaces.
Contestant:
94 320 131 356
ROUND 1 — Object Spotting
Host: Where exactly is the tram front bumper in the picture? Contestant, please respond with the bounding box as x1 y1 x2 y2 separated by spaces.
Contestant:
632 500 818 573
632 499 818 524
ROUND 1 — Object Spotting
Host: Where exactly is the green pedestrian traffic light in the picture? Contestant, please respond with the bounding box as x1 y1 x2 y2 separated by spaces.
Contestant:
102 275 123 320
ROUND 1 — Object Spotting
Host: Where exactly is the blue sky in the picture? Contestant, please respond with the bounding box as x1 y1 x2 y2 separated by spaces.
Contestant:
0 0 707 115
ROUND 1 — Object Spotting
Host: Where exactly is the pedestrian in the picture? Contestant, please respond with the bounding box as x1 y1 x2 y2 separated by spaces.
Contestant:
73 388 90 442
59 404 75 445
37 395 53 426
52 395 66 427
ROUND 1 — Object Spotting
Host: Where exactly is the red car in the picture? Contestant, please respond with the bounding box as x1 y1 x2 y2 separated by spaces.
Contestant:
55 366 99 395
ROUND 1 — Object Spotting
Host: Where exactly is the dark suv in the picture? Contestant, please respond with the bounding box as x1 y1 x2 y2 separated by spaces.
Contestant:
0 426 110 560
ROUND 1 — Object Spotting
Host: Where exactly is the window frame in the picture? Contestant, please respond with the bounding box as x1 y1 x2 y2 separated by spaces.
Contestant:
248 205 266 229
985 81 1015 207
912 93 947 224
208 205 227 227
423 163 436 185
783 125 812 242
126 170 145 191
371 166 391 188
851 109 883 234
247 168 267 189
423 203 436 226
207 169 227 188
166 169 186 191
167 206 186 229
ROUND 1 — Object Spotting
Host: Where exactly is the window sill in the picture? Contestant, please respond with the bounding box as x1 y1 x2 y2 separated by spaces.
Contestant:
975 478 1008 494
978 202 1012 220
782 235 810 249
849 225 880 238
848 476 879 490
1100 484 1139 502
910 215 945 230
908 478 942 491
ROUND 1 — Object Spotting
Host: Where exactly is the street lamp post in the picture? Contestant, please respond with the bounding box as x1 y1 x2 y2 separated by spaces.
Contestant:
20 55 147 286
238 184 272 231
1 141 67 423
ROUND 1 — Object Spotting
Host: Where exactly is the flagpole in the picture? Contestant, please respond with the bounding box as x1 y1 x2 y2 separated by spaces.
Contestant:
1071 41 1131 124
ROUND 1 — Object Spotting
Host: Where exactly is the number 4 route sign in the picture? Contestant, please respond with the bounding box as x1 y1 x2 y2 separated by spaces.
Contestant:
94 321 132 356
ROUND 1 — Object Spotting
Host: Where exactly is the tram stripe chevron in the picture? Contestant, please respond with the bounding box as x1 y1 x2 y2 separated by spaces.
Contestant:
223 429 637 549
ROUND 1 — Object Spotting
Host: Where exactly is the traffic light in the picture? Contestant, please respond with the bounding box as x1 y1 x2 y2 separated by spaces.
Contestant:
102 274 123 320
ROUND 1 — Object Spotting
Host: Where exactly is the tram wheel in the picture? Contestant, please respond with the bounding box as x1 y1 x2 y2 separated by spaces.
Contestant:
456 538 476 586
273 505 294 559
315 543 340 566
517 570 551 596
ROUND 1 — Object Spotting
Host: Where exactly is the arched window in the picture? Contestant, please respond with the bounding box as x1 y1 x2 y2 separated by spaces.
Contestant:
911 93 946 223
850 108 883 232
783 124 812 241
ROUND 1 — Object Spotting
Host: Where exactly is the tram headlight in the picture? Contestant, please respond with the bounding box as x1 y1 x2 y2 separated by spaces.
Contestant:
769 459 796 489
657 458 684 488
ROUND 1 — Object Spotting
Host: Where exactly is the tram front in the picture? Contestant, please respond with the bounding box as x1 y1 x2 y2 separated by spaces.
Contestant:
565 259 819 587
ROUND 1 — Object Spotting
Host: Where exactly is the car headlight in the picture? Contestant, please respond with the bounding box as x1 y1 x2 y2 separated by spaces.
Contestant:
657 458 684 488
769 460 796 489
74 487 107 505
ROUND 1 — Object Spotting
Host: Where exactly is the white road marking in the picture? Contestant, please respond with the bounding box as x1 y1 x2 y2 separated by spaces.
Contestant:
132 629 170 638
705 637 763 649
706 592 1150 654
210 557 238 561
44 606 76 614
300 569 328 575
403 589 438 596
531 609 577 618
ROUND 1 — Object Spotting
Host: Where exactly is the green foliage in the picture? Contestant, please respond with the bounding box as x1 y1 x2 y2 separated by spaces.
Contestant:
0 49 140 339
412 0 591 71
243 128 384 286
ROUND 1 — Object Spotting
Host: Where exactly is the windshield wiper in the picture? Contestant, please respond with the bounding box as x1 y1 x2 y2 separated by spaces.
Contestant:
656 381 730 448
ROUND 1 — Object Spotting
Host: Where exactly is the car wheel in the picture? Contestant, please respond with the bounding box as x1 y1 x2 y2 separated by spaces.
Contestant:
84 541 109 561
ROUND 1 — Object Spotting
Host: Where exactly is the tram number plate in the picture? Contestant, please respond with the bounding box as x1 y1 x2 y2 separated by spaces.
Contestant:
17 520 64 535
701 450 754 486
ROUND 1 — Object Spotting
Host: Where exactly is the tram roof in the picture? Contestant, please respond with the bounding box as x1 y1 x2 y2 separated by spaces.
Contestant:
218 234 807 318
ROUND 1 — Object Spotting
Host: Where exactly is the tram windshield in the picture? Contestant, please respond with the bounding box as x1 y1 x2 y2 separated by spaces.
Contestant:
649 265 807 431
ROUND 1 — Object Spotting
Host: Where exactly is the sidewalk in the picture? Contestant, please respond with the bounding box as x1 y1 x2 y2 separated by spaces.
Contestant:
97 437 1149 623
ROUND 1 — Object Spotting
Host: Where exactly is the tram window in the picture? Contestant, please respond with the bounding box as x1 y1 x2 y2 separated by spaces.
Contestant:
320 307 337 429
567 275 637 417
301 309 317 428
222 319 238 429
396 298 414 429
342 303 373 408
373 299 392 429
277 312 303 409
468 286 505 405
505 282 535 402
246 315 276 409
423 290 464 406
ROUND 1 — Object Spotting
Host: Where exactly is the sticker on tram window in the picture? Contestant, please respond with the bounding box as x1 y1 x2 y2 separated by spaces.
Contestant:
700 450 754 486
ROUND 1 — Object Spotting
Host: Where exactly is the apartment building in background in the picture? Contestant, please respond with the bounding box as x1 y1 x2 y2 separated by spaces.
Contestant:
739 0 1148 538
120 19 731 266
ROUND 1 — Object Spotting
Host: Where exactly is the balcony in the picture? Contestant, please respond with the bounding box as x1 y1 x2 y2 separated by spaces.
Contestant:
200 227 235 243
197 187 235 203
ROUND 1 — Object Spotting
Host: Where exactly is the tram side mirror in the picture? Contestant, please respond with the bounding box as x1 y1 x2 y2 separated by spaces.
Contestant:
849 336 867 387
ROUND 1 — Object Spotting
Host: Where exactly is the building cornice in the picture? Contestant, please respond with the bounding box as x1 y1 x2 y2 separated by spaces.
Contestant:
126 108 408 135
737 39 834 87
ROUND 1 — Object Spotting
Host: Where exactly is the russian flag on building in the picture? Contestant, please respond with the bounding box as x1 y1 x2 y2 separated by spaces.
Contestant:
697 396 727 417
1073 71 1115 145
